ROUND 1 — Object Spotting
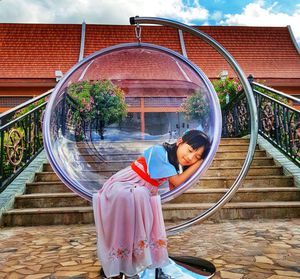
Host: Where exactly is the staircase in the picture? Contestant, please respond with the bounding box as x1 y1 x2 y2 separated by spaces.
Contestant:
2 138 300 226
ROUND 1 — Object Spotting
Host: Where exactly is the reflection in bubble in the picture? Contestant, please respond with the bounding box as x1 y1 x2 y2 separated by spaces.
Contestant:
43 43 222 202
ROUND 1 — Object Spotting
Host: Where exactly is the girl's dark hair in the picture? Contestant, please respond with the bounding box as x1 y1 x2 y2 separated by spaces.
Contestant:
163 130 211 171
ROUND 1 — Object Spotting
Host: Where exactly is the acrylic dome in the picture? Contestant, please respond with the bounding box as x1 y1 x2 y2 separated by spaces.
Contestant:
43 43 222 202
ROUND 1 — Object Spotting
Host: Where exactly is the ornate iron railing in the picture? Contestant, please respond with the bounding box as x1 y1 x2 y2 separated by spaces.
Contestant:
0 89 52 192
221 90 250 137
222 76 300 166
252 80 300 166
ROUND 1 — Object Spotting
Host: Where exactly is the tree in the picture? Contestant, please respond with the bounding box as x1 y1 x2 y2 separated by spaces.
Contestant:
67 80 127 140
181 89 209 122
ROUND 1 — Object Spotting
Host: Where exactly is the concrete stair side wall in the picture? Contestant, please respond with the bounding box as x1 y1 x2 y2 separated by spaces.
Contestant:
0 151 47 223
257 135 300 187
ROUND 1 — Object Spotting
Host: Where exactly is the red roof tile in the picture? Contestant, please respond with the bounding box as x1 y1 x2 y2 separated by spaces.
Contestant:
0 23 299 84
0 23 81 78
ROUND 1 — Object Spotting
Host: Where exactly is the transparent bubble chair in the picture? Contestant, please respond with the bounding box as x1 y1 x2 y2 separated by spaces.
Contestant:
43 17 258 279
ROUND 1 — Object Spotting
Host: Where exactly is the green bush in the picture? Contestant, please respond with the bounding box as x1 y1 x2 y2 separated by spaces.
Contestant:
212 77 243 108
180 90 209 121
253 80 289 104
13 97 48 119
67 80 127 140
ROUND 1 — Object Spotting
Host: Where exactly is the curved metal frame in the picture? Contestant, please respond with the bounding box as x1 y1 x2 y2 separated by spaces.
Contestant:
129 17 258 234
43 16 258 236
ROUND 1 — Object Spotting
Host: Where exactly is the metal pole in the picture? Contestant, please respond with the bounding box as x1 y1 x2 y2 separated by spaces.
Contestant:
130 16 258 234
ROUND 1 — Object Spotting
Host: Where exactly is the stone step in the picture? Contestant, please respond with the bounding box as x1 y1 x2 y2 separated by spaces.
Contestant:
3 201 300 226
15 193 91 208
171 188 300 203
75 144 259 153
75 150 267 161
2 207 94 226
42 156 275 172
210 157 275 167
70 138 250 148
163 201 300 221
15 188 300 208
25 182 72 194
220 138 249 143
68 139 251 152
27 175 294 194
196 175 294 188
34 166 283 182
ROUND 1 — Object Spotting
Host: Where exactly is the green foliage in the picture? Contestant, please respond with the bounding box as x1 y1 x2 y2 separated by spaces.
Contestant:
14 97 48 119
67 80 127 123
181 77 243 121
92 80 128 125
0 127 25 179
181 90 209 121
212 77 243 108
67 80 127 139
253 80 289 104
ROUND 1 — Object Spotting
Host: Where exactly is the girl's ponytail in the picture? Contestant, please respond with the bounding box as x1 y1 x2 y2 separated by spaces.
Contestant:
162 142 179 172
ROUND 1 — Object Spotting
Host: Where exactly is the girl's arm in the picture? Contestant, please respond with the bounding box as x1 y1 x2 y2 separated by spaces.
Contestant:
168 159 203 187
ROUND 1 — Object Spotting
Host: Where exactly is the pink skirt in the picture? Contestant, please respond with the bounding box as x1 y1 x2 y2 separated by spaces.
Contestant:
93 166 169 277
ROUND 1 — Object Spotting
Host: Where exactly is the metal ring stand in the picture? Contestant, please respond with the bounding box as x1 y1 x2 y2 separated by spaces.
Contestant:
42 16 258 279
129 16 258 279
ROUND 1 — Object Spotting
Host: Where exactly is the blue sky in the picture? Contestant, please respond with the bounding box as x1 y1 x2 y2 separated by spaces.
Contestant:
185 0 299 25
0 0 299 46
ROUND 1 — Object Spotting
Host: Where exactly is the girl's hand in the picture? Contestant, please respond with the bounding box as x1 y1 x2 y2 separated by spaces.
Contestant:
193 159 203 167
169 158 204 187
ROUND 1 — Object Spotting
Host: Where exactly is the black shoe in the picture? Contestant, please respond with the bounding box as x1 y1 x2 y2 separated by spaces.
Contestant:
100 268 125 279
100 268 108 279
155 268 172 279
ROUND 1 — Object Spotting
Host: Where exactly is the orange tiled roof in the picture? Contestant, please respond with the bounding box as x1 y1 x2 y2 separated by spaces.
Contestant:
0 23 81 78
0 23 299 83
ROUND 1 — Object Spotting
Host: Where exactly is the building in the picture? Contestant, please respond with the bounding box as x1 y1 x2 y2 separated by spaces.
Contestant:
1 23 300 113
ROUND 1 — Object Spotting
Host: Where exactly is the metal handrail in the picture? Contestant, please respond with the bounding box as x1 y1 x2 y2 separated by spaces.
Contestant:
223 78 300 166
253 89 299 112
251 82 300 166
252 81 300 103
0 90 51 192
221 90 250 138
0 89 53 125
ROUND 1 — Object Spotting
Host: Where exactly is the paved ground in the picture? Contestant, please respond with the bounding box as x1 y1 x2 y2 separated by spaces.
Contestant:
0 219 299 279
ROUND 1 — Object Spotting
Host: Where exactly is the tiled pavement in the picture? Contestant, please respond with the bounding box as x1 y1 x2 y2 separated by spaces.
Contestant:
0 219 299 279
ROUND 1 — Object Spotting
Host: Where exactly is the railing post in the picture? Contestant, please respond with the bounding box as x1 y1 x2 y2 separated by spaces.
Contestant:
0 130 4 189
247 74 255 136
288 110 294 156
34 109 38 154
247 74 254 87
247 75 255 107
61 97 66 136
249 74 258 113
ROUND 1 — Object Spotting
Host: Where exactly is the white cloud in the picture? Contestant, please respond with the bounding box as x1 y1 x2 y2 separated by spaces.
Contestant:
211 11 223 22
220 1 300 46
0 0 208 24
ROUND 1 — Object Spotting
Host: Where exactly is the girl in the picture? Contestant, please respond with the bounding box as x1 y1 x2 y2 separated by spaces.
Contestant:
93 130 211 279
